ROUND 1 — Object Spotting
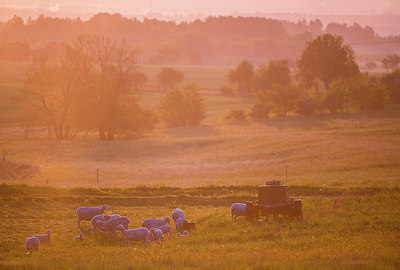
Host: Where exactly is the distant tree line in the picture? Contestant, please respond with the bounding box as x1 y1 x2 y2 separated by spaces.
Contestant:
0 13 399 65
225 34 399 119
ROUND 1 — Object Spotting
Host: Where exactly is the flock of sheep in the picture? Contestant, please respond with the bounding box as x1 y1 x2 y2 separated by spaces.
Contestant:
25 205 191 254
26 203 245 254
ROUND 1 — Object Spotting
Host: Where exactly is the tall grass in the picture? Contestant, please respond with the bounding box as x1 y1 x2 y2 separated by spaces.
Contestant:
0 186 398 269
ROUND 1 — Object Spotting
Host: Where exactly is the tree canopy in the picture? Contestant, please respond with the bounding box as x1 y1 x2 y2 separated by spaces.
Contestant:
24 35 156 140
157 67 184 90
228 60 254 95
297 34 359 91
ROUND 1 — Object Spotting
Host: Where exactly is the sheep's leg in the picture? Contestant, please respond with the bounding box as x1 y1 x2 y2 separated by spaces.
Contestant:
77 218 81 230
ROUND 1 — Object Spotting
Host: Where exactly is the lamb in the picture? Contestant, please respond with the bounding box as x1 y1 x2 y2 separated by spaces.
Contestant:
95 216 131 236
76 205 107 229
92 214 121 235
231 203 246 220
34 230 52 244
73 233 84 240
171 209 184 224
141 217 170 229
157 225 172 240
175 217 188 232
176 230 189 238
25 236 40 254
116 225 149 246
149 228 164 242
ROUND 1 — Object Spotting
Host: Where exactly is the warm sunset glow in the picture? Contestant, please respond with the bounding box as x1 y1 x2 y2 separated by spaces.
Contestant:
0 0 399 268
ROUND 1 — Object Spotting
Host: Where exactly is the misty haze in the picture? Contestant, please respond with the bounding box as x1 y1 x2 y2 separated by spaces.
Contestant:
0 0 399 269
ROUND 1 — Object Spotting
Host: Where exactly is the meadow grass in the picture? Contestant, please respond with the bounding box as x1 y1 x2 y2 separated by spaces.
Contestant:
0 185 398 269
1 110 399 188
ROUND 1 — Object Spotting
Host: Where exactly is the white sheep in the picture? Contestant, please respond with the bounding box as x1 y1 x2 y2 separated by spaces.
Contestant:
116 225 149 246
149 228 164 242
76 205 107 229
171 209 184 224
141 217 170 229
175 230 189 238
73 233 84 240
231 203 246 220
95 216 131 236
34 230 52 244
175 217 188 232
25 236 40 254
92 214 121 235
157 225 172 240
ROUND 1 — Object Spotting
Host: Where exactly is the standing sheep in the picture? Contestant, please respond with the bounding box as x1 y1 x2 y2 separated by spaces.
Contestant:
25 236 40 254
34 230 52 244
141 217 170 229
95 216 131 236
116 225 149 246
171 209 184 224
231 203 246 220
157 225 172 240
175 217 188 232
76 205 107 229
149 228 164 242
92 214 121 235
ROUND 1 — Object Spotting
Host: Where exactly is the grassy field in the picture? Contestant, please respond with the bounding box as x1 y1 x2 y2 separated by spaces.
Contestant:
0 185 398 269
1 110 399 188
0 61 399 268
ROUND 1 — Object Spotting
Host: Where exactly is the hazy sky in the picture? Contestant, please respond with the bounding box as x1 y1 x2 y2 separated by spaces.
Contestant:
2 0 400 15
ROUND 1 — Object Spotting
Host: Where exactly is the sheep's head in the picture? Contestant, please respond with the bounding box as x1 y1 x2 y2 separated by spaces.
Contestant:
116 225 123 231
183 230 189 236
102 205 108 211
103 215 111 221
164 217 171 224
46 230 52 235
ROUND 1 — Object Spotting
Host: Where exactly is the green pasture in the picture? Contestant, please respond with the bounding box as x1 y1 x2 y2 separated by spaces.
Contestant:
0 185 398 269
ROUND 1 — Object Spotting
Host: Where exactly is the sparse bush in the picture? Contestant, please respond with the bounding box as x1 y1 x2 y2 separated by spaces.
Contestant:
381 69 400 104
225 110 247 122
158 82 205 127
324 82 347 113
250 103 272 119
219 86 234 96
296 98 316 115
157 67 184 90
324 73 387 112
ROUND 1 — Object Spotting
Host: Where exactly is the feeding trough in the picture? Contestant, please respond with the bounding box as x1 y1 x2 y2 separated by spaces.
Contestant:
246 180 302 222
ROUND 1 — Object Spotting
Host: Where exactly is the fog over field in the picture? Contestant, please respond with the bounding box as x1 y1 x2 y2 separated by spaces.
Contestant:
1 0 400 35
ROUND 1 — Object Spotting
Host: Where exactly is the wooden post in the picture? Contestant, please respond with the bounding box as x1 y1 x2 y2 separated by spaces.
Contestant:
96 169 99 187
285 166 288 182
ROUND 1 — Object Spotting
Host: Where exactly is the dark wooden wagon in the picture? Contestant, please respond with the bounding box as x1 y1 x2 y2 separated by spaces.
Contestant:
246 181 303 222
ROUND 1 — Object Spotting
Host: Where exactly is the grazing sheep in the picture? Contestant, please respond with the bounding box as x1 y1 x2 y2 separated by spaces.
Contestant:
157 225 172 240
171 209 184 224
95 216 130 236
231 203 246 220
92 214 121 235
142 217 170 229
73 233 84 240
25 236 40 254
149 228 164 242
116 225 149 246
34 230 51 244
76 205 107 229
175 217 188 232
